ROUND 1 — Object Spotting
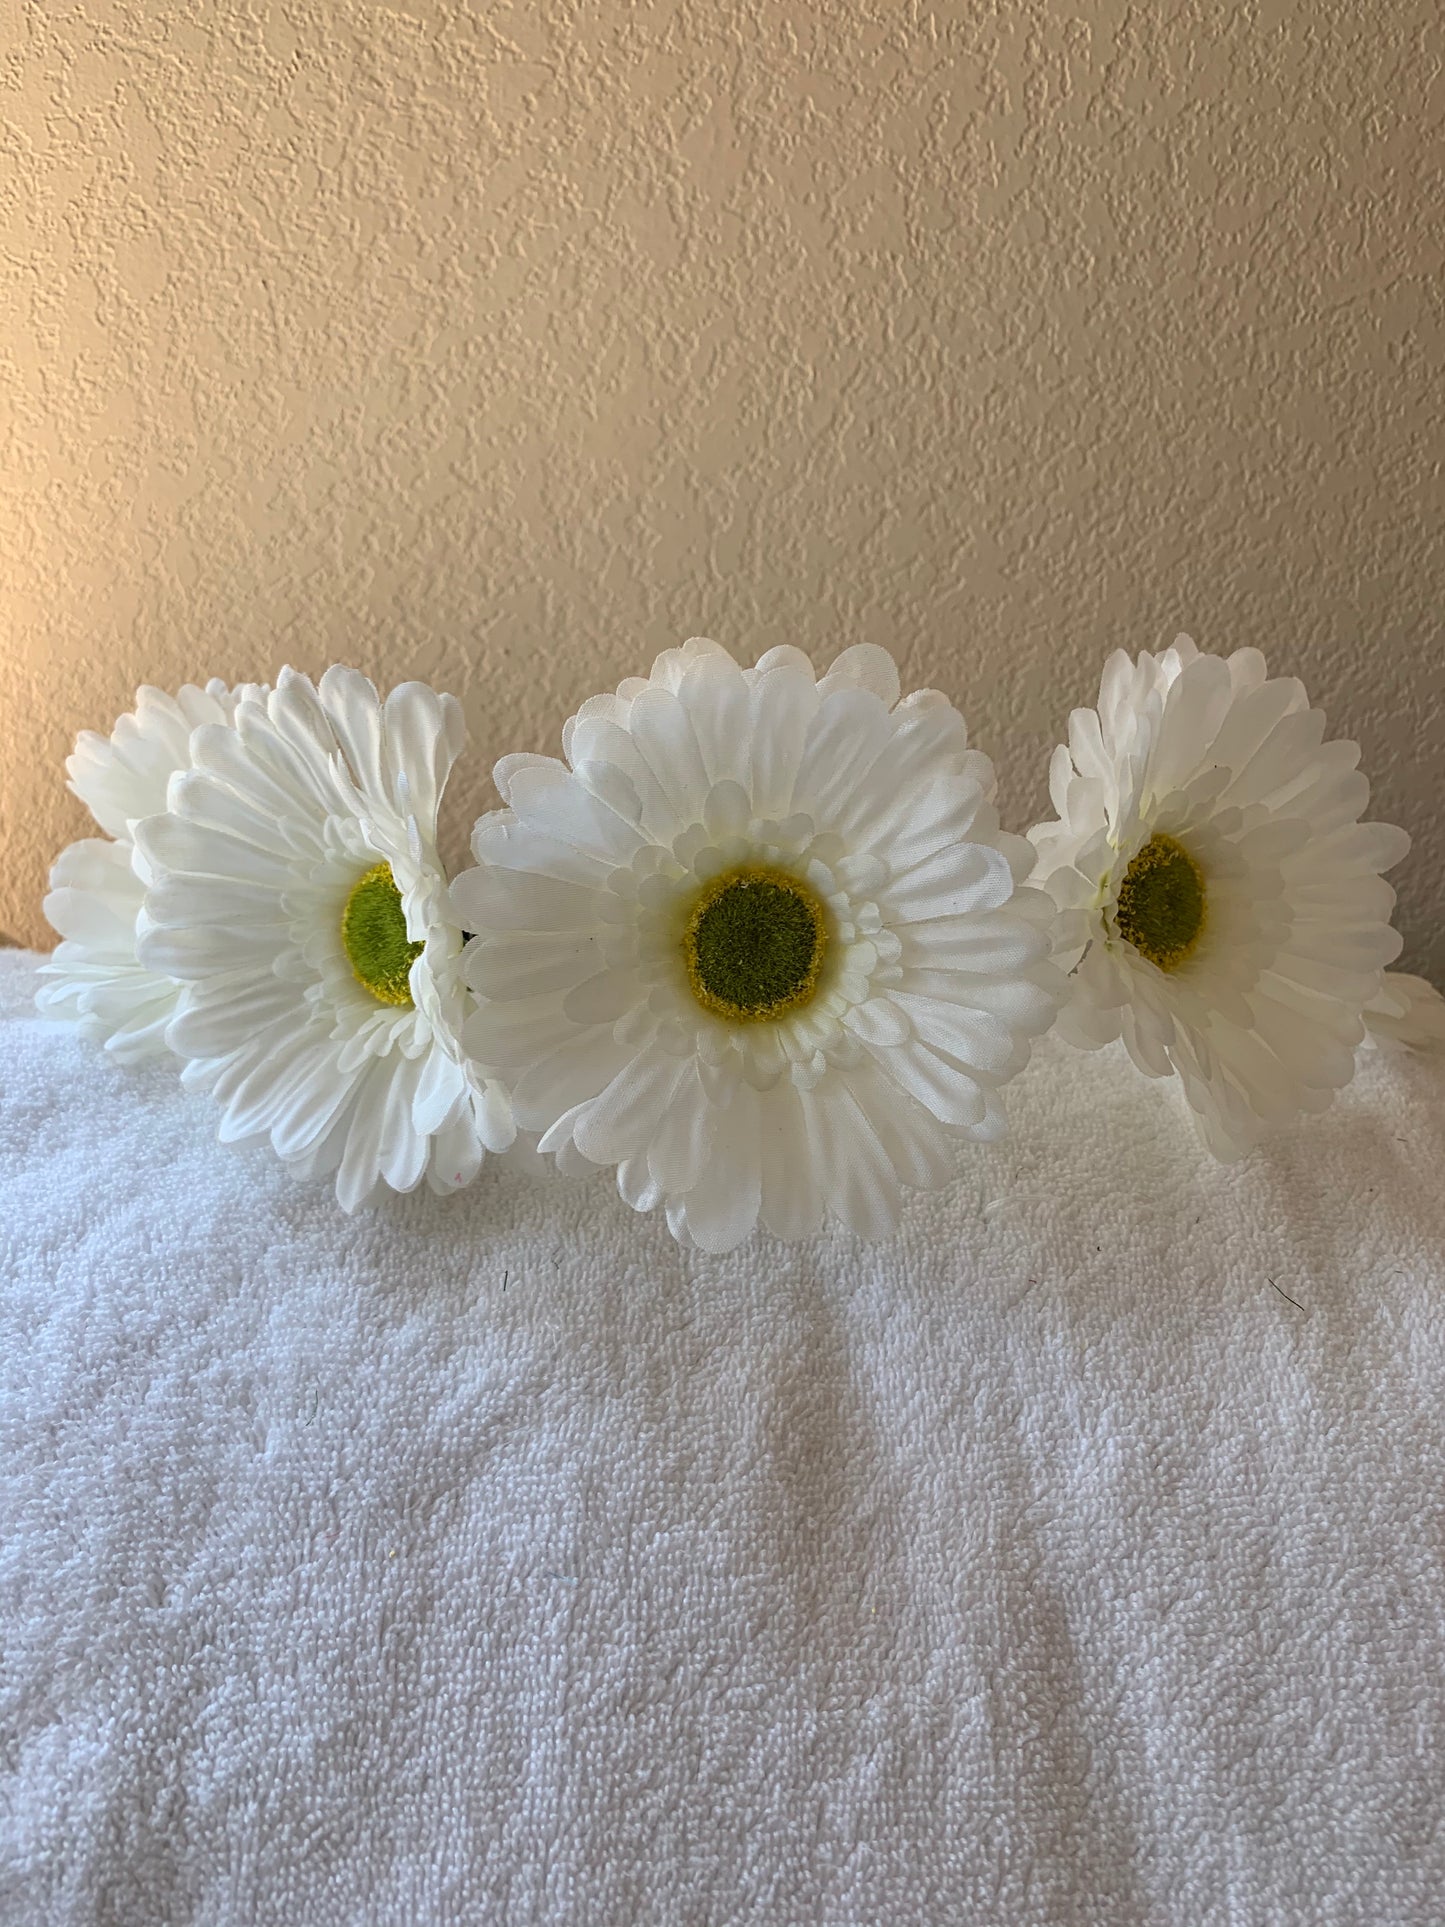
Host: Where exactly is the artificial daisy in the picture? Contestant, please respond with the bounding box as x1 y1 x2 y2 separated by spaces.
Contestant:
37 681 263 1061
451 638 1061 1252
132 666 514 1209
1027 634 1410 1159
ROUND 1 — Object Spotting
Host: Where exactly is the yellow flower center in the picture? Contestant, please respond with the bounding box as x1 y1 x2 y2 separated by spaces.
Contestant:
682 866 829 1022
1113 832 1206 971
341 862 423 1007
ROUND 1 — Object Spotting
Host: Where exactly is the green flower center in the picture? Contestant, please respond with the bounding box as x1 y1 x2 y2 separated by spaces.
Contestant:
341 862 423 1007
682 866 828 1022
1113 832 1206 971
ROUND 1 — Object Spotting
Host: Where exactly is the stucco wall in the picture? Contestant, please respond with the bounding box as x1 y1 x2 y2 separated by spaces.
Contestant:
5 2 1442 975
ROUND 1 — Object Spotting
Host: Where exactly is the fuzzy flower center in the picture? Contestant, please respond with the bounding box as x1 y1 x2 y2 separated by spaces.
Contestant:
682 866 828 1022
341 862 423 1007
1113 832 1206 971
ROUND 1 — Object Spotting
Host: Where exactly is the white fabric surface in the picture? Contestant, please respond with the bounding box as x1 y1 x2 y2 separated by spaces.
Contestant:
3 944 1444 1927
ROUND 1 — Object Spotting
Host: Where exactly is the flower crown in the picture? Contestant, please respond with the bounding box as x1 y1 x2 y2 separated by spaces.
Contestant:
39 637 1443 1252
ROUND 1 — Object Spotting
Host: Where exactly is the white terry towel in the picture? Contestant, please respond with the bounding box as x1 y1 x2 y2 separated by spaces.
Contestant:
2 945 1444 1926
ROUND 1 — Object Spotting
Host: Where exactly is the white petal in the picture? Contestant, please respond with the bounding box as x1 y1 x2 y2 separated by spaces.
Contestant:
233 703 340 820
318 665 388 803
465 813 612 888
1148 651 1234 797
818 644 902 709
702 780 752 841
612 1156 659 1211
465 929 607 1000
212 1021 342 1144
792 688 895 826
42 883 136 949
750 644 816 678
626 687 712 830
675 1082 762 1252
564 717 680 839
886 842 1016 923
745 664 820 819
827 714 981 855
757 1083 825 1239
428 1108 486 1191
1297 820 1411 876
283 1093 356 1182
572 1044 685 1167
676 652 751 789
507 761 646 866
510 1027 634 1131
647 1060 715 1194
493 751 561 804
143 872 290 929
898 912 1050 974
376 1050 429 1192
843 1059 956 1195
134 813 293 889
47 835 140 901
1118 1002 1173 1078
873 1037 987 1128
382 680 459 827
871 778 985 875
267 670 343 770
1362 973 1445 1052
917 973 1059 1034
413 1045 466 1137
474 1080 517 1153
455 867 609 933
65 683 228 836
1223 706 1327 809
166 977 302 1058
461 994 576 1069
335 1062 389 1212
137 920 289 978
843 998 911 1047
562 971 641 1025
243 1040 352 1161
801 1080 902 1241
100 1005 177 1063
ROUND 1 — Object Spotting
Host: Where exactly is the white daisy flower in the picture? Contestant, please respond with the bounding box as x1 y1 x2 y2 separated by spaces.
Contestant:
132 666 514 1209
1361 972 1445 1054
451 638 1061 1253
37 681 263 1061
1028 634 1411 1159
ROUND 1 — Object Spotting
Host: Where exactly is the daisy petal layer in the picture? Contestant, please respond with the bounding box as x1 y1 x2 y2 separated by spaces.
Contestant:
37 681 264 1062
1028 633 1411 1158
456 639 1061 1251
134 667 513 1209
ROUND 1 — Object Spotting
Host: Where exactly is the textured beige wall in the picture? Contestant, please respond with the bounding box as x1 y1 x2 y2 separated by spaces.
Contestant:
4 2 1442 974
